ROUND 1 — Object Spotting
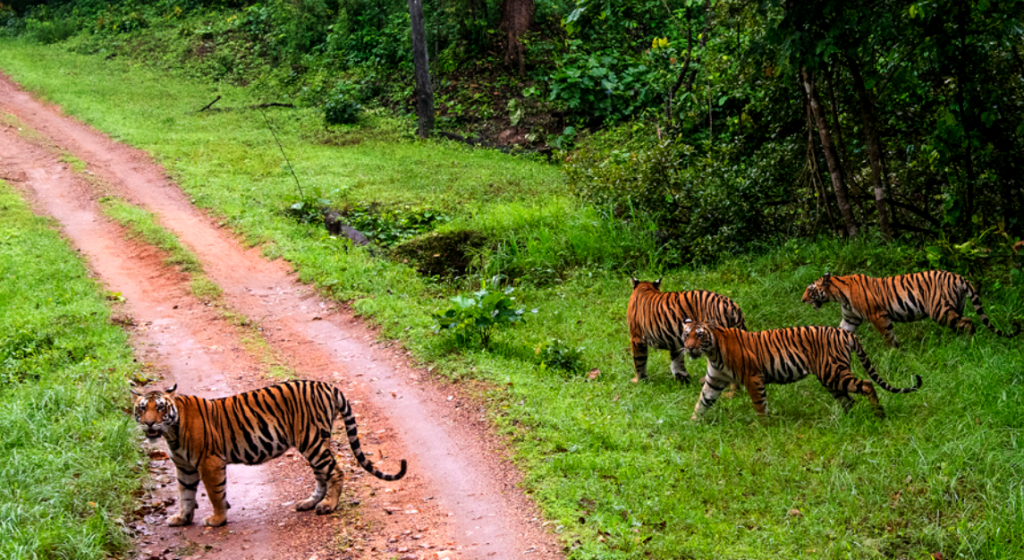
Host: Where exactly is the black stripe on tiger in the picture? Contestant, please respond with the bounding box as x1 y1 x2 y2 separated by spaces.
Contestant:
802 270 1021 348
131 379 406 527
682 321 920 419
628 278 746 384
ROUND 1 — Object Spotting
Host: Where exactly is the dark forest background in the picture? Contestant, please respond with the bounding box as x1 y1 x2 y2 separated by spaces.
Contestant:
4 0 1024 272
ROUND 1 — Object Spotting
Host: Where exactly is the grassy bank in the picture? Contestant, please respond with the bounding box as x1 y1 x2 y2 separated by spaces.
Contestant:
2 39 1022 560
0 179 143 559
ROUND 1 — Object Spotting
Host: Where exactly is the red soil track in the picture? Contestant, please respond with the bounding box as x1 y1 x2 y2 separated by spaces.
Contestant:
0 73 563 560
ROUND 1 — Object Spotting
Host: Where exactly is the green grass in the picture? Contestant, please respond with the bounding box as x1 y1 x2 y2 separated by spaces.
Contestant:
1 39 1022 560
0 180 144 559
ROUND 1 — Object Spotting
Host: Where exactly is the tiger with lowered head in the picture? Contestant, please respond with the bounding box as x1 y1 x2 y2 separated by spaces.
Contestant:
801 271 1022 348
681 319 921 420
627 278 746 384
131 379 406 527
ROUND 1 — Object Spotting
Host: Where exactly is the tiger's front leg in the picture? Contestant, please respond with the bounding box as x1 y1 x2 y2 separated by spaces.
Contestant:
198 456 229 527
168 461 200 526
669 346 691 384
691 365 729 420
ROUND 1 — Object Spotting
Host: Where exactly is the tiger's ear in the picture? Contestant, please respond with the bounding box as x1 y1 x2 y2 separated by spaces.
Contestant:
129 388 143 397
164 384 177 395
630 277 640 289
653 278 662 290
822 272 831 286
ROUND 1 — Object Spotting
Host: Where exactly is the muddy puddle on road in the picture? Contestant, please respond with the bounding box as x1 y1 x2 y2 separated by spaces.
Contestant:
0 74 563 560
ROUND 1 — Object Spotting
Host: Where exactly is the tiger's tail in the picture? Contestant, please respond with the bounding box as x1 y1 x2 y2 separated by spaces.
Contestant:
334 387 407 481
966 283 1022 339
851 336 922 394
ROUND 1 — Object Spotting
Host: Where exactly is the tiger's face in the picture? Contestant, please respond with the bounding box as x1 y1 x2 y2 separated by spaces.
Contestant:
131 385 179 441
801 274 834 310
682 319 715 358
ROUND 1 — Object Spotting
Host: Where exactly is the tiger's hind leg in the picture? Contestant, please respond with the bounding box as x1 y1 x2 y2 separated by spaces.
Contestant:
936 306 975 335
669 346 691 384
631 340 649 381
867 314 899 348
824 387 855 413
296 430 345 515
829 366 884 418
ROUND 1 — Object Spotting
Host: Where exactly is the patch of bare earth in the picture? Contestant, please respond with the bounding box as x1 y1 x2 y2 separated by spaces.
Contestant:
0 73 563 560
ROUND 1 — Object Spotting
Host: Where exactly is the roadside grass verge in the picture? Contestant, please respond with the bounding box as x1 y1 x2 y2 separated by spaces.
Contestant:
0 180 143 559
2 40 1022 560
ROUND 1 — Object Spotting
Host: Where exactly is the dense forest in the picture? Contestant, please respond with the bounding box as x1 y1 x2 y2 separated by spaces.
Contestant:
4 0 1024 270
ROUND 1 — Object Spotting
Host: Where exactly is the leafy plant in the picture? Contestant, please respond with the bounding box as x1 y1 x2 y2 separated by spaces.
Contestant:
434 283 526 347
323 81 362 126
337 203 449 247
535 338 585 374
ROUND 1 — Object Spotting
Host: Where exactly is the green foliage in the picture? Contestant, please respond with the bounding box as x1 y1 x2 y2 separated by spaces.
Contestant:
434 283 528 346
338 203 450 247
565 123 804 264
535 338 585 374
24 16 77 43
323 80 362 125
93 4 147 35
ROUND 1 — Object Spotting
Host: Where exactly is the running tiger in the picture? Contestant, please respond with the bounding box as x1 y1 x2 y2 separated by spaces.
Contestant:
682 319 921 419
131 380 407 527
627 278 746 383
801 271 1022 347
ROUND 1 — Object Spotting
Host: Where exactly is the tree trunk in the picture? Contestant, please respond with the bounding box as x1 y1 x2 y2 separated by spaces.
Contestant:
845 55 893 239
955 1 976 232
802 67 857 237
500 0 534 77
408 0 434 137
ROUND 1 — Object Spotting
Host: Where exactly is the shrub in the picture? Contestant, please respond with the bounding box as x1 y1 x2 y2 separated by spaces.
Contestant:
24 17 77 43
433 283 527 347
565 126 804 263
535 339 585 374
323 81 362 125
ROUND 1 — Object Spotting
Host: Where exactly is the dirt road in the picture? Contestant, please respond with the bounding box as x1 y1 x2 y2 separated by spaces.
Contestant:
0 73 563 560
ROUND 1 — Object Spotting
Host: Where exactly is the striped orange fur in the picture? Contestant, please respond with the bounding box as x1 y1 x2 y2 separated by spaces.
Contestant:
131 380 406 527
682 320 921 419
801 271 1021 347
627 278 746 383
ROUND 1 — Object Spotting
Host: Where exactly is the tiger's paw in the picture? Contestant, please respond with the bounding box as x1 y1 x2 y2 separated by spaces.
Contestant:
203 513 227 527
674 374 692 385
295 497 319 512
315 501 337 515
167 512 193 527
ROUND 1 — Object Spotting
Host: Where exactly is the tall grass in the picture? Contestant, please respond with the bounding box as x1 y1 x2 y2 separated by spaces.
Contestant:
1 40 1022 559
0 180 143 559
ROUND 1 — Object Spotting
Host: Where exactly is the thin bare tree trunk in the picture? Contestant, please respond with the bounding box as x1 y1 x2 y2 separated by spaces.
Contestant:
846 55 893 239
802 66 857 237
408 0 434 137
